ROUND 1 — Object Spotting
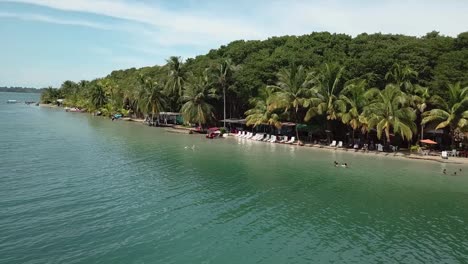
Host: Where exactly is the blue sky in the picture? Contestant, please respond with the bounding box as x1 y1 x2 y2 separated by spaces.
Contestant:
0 0 467 88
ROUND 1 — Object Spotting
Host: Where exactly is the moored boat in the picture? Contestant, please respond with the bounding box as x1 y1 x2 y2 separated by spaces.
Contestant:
7 100 18 104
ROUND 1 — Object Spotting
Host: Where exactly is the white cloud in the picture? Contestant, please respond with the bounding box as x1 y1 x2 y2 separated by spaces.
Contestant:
2 0 267 41
264 0 468 37
0 11 112 29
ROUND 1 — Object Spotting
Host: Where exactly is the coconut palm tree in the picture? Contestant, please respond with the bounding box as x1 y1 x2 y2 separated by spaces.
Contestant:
422 82 468 145
268 64 310 141
385 63 418 93
180 71 217 127
166 56 186 96
245 86 282 128
363 84 417 144
90 82 107 110
138 77 166 121
211 58 239 128
411 85 431 140
304 63 346 143
305 63 346 121
339 79 368 142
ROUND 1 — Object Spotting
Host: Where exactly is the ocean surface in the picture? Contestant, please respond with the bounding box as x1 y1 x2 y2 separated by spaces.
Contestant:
1 91 468 264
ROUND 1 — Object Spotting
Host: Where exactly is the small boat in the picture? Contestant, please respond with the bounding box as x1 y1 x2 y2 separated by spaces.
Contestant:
206 127 222 139
65 107 84 112
7 100 18 104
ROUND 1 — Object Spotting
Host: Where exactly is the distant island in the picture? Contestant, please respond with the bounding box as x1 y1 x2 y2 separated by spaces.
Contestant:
0 87 44 93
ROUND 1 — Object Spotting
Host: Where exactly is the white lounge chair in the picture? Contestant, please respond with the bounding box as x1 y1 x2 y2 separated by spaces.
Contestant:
353 144 359 150
240 131 246 138
253 133 262 140
236 131 241 137
269 135 277 143
330 140 337 147
246 132 252 139
377 144 384 152
441 151 448 159
263 135 271 142
279 136 288 143
451 149 458 157
286 137 296 144
257 134 265 141
337 141 343 148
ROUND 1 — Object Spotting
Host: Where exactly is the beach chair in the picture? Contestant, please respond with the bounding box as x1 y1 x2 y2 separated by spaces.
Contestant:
280 136 288 143
236 131 241 137
330 140 336 147
377 144 384 152
451 149 458 157
269 135 277 143
243 132 250 138
353 144 359 151
239 131 246 138
286 137 296 144
262 135 271 142
441 151 448 159
337 141 343 148
254 133 263 140
246 132 253 139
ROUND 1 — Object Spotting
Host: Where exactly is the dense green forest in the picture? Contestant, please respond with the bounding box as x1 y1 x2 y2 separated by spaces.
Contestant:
41 31 468 146
1 87 43 93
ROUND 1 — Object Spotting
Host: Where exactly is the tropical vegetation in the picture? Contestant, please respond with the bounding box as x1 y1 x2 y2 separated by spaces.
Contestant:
41 31 468 147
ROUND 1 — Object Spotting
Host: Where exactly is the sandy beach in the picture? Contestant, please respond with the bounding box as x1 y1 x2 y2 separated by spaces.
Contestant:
229 134 468 165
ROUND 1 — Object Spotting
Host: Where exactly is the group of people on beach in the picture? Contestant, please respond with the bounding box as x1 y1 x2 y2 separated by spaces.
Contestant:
443 168 462 176
334 161 348 168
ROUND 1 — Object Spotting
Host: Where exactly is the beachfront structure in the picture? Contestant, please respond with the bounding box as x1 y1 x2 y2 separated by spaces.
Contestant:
157 112 183 125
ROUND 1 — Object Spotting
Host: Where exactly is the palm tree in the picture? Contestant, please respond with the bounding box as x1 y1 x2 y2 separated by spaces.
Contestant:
339 79 368 142
138 77 166 121
166 56 186 96
411 85 431 140
363 84 417 144
90 82 107 110
305 63 346 121
40 86 60 104
245 87 282 128
304 63 346 143
268 64 310 141
211 58 239 128
385 63 418 93
422 82 468 145
180 71 217 127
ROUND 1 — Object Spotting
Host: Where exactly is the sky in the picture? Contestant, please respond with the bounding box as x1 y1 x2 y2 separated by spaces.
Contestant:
0 0 467 88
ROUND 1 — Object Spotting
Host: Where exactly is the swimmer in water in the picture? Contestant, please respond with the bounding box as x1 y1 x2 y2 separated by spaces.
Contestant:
443 169 446 174
341 163 348 168
334 161 339 167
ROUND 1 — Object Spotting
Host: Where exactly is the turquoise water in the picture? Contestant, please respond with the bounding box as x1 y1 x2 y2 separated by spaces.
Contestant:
1 92 468 263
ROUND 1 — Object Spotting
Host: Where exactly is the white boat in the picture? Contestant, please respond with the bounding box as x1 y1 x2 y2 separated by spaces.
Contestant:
7 100 18 104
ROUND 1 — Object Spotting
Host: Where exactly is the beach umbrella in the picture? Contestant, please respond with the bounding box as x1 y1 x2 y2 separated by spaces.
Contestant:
420 139 437 144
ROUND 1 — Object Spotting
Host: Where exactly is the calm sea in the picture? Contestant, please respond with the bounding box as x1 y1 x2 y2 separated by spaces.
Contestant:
1 92 468 263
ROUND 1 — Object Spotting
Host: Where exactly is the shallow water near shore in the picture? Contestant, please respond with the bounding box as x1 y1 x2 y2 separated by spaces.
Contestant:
1 92 468 263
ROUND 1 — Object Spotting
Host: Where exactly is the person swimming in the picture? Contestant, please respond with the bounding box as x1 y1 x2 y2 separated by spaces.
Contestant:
334 161 339 167
443 169 447 174
342 163 348 168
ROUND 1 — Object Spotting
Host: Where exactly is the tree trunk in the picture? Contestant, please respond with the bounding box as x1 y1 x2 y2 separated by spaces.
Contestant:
295 109 300 144
420 124 424 141
223 85 226 128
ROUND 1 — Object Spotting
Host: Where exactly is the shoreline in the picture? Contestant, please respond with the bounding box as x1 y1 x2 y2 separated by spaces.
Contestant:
39 104 468 165
229 135 468 165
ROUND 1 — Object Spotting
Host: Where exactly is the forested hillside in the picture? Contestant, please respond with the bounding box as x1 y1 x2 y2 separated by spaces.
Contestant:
41 31 468 145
